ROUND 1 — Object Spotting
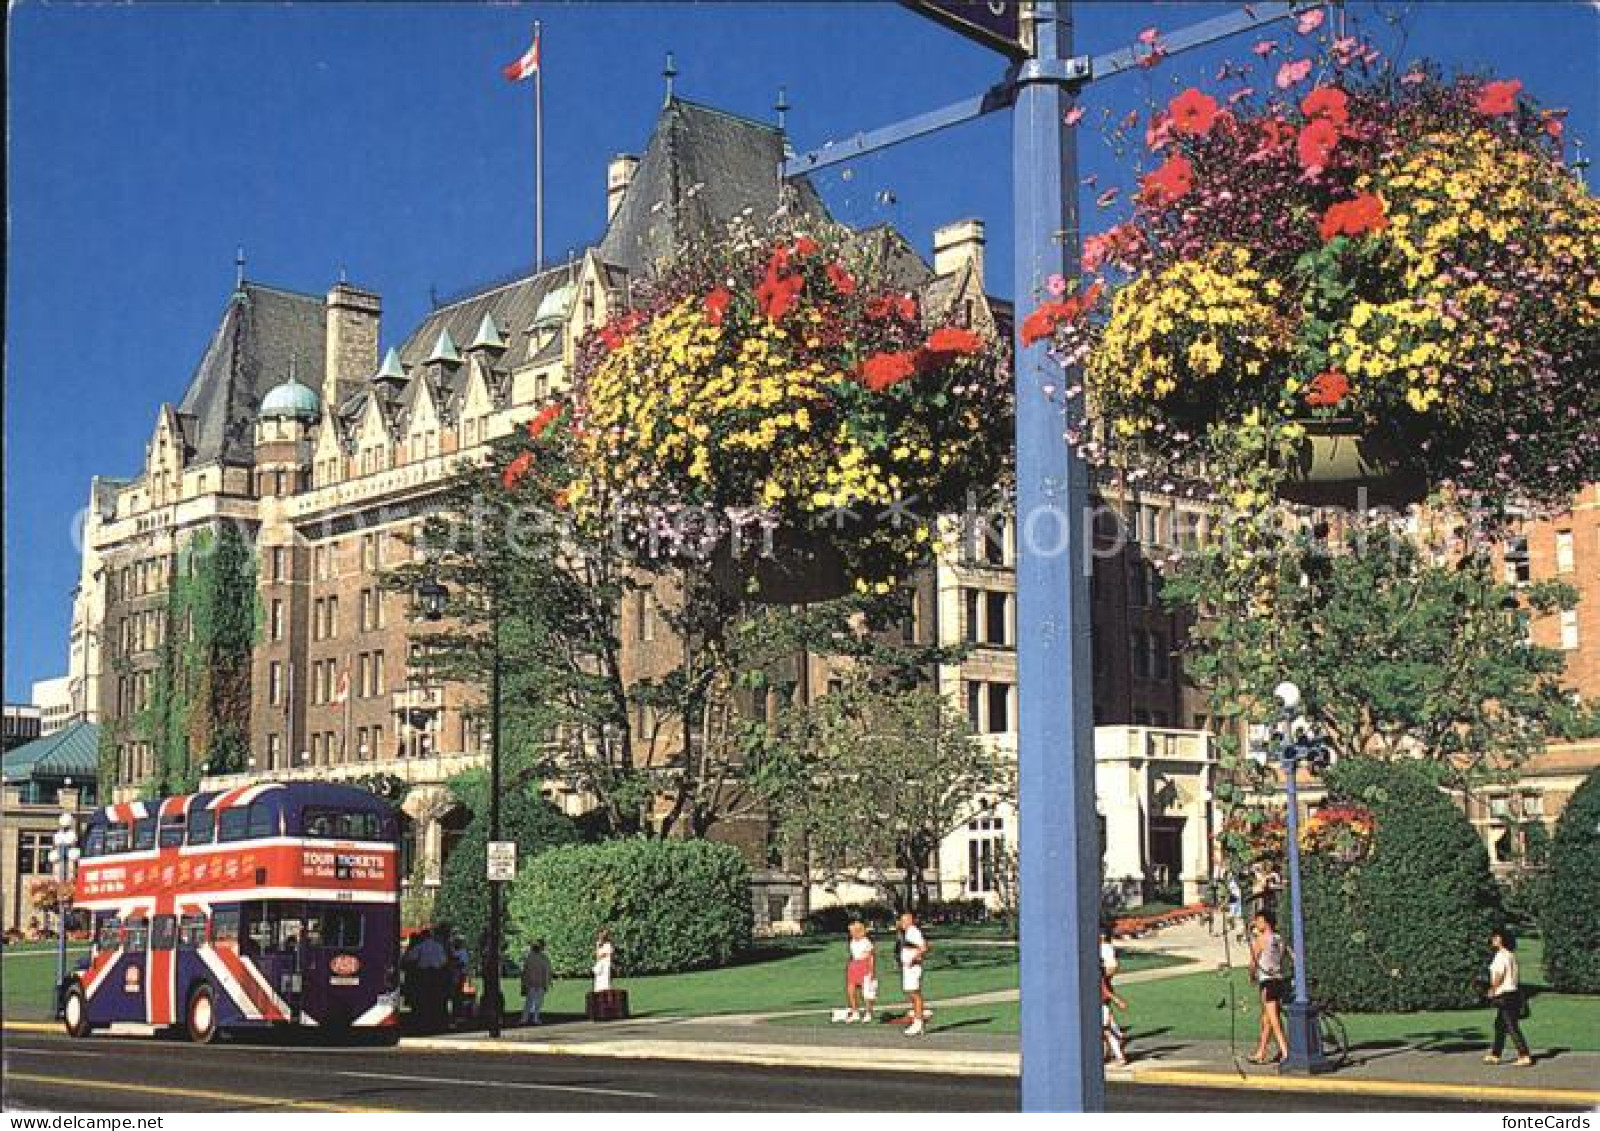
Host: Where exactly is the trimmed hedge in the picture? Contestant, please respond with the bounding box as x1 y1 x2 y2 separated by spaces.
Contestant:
1542 768 1600 992
432 777 580 962
1303 758 1502 1012
507 839 753 977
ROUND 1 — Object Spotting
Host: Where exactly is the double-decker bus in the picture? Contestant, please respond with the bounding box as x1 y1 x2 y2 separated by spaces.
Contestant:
62 782 401 1043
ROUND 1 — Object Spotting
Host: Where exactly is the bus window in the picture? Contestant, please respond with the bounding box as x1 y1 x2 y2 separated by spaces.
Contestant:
212 909 241 947
132 817 157 851
104 824 131 854
124 919 150 953
83 826 105 858
218 807 251 843
151 915 177 951
158 815 186 848
307 907 364 949
247 802 279 839
96 916 121 949
178 913 208 950
187 809 216 845
302 809 381 841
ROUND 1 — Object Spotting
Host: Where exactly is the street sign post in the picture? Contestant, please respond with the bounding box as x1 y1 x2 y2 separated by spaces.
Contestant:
486 840 517 882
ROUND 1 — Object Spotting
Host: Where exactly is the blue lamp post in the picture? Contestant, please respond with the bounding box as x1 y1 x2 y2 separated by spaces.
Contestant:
1270 680 1335 1075
49 811 81 1018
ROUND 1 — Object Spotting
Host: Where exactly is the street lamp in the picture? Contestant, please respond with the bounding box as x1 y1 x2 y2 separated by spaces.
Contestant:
415 570 506 1037
1270 680 1336 1075
49 811 81 1018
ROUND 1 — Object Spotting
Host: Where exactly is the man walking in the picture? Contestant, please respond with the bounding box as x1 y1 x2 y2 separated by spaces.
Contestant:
898 911 930 1037
521 939 553 1027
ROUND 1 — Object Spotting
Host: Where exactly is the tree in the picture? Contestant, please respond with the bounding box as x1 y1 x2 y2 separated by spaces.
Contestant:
759 678 1013 912
1542 768 1600 993
1302 757 1503 1011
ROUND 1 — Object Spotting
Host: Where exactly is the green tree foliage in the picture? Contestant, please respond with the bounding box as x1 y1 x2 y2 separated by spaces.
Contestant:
431 769 580 961
1541 768 1600 992
130 525 258 798
757 678 1012 912
1302 757 1502 1011
507 839 753 976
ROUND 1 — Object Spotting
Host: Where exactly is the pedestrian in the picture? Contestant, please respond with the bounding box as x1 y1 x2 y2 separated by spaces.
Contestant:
1099 925 1120 982
1102 969 1130 1067
592 929 615 993
521 939 553 1026
1226 874 1245 941
449 934 472 1023
1247 911 1289 1064
842 920 877 1024
406 927 450 1032
897 911 930 1037
1484 929 1535 1067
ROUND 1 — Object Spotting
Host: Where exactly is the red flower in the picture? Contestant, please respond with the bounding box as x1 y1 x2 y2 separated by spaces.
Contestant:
598 311 645 352
919 326 984 365
502 451 535 491
1305 369 1351 408
792 236 821 259
866 293 917 322
704 286 732 326
1139 155 1194 207
1299 85 1349 126
1020 282 1103 347
826 262 857 296
527 404 563 439
755 268 805 320
1474 79 1522 116
1167 87 1220 136
1296 117 1341 172
1318 192 1388 241
860 352 918 392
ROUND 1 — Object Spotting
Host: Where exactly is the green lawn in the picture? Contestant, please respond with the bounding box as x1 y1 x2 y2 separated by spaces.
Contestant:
918 937 1600 1052
1 945 89 1021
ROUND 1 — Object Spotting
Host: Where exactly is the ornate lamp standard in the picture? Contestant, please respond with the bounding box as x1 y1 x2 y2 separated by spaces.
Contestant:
48 811 81 1017
1269 680 1336 1075
414 573 506 1037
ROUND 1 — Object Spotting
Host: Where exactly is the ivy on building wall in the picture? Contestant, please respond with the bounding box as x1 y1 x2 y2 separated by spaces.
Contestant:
132 524 259 798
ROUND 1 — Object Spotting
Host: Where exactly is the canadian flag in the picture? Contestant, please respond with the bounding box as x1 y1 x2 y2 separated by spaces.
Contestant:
502 32 541 83
332 668 350 706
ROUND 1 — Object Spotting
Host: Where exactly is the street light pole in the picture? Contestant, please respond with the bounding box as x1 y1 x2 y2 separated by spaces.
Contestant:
50 811 80 1017
484 588 505 1037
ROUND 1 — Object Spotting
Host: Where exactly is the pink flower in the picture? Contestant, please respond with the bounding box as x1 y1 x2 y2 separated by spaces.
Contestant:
1046 274 1068 297
1252 39 1277 57
1137 26 1160 44
1400 68 1427 86
1276 59 1313 89
1296 7 1326 35
1064 105 1087 127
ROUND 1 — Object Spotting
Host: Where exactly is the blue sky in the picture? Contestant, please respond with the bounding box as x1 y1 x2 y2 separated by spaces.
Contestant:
6 2 1596 700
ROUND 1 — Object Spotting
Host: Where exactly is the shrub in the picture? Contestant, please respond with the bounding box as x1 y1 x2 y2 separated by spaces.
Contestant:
803 902 896 935
508 839 753 976
1542 768 1600 992
431 773 580 964
1302 758 1502 1012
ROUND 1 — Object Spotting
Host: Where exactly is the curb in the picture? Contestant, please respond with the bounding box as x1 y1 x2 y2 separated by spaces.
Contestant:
1126 1066 1600 1108
3 1021 58 1033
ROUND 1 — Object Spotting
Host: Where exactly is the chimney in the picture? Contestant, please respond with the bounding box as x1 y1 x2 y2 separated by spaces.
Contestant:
933 219 986 283
607 154 640 222
324 283 381 407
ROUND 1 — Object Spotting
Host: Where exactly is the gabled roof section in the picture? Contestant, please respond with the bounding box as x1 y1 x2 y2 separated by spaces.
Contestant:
468 312 507 351
398 261 579 375
175 282 326 466
426 328 462 365
599 97 832 275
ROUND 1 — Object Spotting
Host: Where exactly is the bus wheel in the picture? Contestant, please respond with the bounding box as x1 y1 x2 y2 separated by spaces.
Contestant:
62 984 91 1039
186 984 219 1044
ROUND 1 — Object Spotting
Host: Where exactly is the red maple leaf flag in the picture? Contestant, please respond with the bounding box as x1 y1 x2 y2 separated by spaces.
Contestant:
503 31 541 83
332 668 351 706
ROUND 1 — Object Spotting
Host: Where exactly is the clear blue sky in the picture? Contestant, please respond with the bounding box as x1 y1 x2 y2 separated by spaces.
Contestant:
6 2 1596 700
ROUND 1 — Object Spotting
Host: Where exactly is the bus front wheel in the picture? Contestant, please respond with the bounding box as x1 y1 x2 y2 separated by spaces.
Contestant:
186 984 219 1044
62 984 91 1039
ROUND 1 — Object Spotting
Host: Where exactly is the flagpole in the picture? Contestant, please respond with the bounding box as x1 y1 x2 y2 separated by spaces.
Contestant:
534 20 544 272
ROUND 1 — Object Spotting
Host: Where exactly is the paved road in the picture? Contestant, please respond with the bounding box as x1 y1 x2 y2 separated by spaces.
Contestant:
3 1032 1572 1113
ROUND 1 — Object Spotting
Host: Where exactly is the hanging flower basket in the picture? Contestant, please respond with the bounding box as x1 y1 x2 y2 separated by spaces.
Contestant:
1277 420 1427 508
1038 48 1600 513
562 229 1013 600
1301 803 1376 866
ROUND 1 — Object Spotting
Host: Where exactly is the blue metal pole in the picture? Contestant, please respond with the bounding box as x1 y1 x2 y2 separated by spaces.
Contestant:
1279 745 1330 1073
1014 0 1103 1112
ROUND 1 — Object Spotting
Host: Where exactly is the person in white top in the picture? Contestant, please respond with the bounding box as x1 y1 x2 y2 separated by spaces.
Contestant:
592 929 615 993
897 911 930 1037
1099 926 1120 982
842 921 877 1023
1485 929 1533 1066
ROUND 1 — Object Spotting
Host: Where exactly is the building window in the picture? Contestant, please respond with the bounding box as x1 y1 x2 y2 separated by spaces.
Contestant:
269 661 284 707
266 733 283 770
327 595 339 639
1560 609 1580 651
966 816 1005 895
985 591 1011 647
17 831 51 876
1505 536 1531 585
965 681 1013 734
1555 530 1574 574
372 651 385 697
964 589 981 644
637 592 655 642
271 599 284 642
362 534 377 572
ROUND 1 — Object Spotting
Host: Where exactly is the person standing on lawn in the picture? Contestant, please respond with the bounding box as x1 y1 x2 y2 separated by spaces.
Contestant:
898 910 930 1037
843 921 877 1023
1099 925 1120 982
592 929 615 993
1102 968 1130 1067
1485 929 1535 1067
1247 911 1289 1065
521 939 553 1026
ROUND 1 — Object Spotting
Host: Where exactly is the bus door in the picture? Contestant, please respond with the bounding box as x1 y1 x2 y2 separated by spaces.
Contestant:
302 903 374 1027
244 901 306 1022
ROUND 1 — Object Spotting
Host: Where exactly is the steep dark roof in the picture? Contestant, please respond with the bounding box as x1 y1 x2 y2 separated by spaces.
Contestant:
175 282 326 466
397 262 579 380
599 97 831 275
